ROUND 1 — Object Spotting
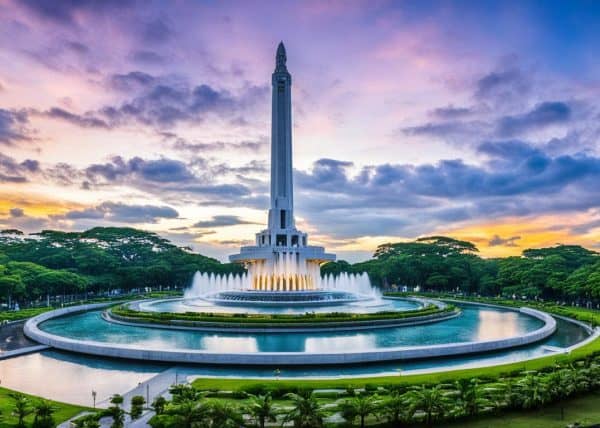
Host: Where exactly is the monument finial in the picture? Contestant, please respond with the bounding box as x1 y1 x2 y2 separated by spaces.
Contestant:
276 41 287 70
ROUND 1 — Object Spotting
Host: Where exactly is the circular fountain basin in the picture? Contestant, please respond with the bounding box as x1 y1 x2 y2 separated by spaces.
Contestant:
24 300 558 366
136 295 423 314
202 289 367 306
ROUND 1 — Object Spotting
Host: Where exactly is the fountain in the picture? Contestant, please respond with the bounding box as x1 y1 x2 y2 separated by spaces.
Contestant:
183 269 380 306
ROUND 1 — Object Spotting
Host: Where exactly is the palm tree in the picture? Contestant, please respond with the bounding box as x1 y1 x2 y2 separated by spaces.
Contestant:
338 394 381 428
206 401 245 428
107 405 125 428
32 400 56 428
246 393 278 428
517 374 550 409
381 390 410 426
162 399 211 428
169 384 203 403
110 394 124 407
10 393 32 428
405 385 451 426
152 396 168 415
451 378 490 417
130 395 146 420
282 391 325 428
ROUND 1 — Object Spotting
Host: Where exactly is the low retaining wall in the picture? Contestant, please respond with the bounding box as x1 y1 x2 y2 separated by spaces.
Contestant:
24 303 557 366
103 308 461 333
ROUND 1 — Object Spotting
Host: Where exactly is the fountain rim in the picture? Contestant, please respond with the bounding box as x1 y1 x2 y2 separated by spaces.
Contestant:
24 302 559 366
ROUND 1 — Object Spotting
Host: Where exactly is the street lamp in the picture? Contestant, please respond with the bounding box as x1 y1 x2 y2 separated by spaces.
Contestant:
92 390 97 409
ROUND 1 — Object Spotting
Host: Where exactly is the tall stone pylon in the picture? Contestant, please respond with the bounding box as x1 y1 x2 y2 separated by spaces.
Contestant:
268 41 295 232
229 42 335 290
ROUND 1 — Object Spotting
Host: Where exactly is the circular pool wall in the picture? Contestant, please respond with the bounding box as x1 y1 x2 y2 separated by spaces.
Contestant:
24 302 557 366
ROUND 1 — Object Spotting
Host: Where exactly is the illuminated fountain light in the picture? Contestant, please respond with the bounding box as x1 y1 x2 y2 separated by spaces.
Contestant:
184 263 380 303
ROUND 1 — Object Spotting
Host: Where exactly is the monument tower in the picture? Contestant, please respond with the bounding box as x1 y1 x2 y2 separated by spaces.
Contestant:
229 42 335 291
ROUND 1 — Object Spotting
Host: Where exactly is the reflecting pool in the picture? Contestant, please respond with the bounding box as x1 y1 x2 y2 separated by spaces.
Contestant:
0 316 589 406
39 305 544 353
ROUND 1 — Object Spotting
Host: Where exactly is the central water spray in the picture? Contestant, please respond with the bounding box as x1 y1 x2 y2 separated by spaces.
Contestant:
184 269 378 301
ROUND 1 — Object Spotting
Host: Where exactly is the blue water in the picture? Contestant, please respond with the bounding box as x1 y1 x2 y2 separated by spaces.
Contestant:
39 305 544 353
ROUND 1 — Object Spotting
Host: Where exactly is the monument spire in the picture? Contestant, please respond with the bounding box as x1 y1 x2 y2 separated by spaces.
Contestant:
229 42 335 289
276 41 287 71
268 41 294 233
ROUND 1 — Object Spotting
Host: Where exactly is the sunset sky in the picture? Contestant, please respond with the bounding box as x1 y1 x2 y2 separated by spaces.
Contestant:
1 0 599 262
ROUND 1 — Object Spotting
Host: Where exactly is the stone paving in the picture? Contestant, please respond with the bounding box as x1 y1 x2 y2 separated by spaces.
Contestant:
0 321 37 351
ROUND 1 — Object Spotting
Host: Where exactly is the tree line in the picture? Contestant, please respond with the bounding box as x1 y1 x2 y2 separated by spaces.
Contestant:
0 227 242 308
323 236 600 304
1 229 599 308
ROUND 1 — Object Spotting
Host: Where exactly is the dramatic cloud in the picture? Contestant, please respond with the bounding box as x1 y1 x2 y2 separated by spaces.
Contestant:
42 107 110 129
60 202 179 224
475 68 531 102
141 18 173 44
9 208 24 218
20 0 133 25
0 109 32 145
3 1 600 258
98 81 268 128
496 102 571 137
430 105 474 119
294 141 600 238
489 234 521 247
109 71 156 92
85 156 194 184
401 120 485 139
0 154 39 183
171 137 268 154
193 215 258 228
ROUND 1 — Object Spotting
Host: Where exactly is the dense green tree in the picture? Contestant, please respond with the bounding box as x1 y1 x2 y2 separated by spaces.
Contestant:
152 396 167 415
130 395 146 420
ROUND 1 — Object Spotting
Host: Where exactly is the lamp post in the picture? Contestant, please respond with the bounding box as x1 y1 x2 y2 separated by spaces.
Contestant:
92 390 97 409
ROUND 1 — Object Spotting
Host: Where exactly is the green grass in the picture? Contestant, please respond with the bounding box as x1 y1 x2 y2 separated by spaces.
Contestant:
0 307 53 322
385 292 600 326
111 303 454 326
0 290 183 322
444 392 600 428
0 387 88 428
192 333 600 392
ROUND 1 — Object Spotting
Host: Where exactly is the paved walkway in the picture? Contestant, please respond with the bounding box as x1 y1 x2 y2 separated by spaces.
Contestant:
0 321 38 351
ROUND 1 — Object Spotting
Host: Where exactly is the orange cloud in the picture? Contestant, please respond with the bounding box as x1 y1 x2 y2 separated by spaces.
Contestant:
441 214 600 258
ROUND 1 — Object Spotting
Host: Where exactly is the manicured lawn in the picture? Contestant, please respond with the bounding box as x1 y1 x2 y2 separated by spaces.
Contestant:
0 291 183 322
192 332 599 393
445 392 600 428
0 307 54 322
0 387 88 428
